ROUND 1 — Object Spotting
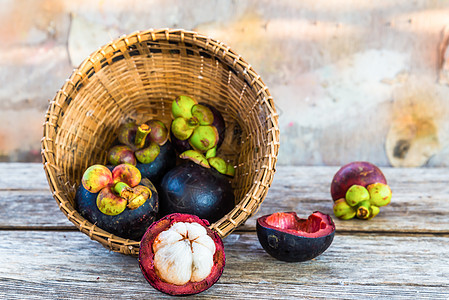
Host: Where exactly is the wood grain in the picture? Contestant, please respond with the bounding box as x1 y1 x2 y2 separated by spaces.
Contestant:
0 230 448 299
2 163 449 298
0 163 48 191
243 166 449 233
2 164 449 234
0 191 73 229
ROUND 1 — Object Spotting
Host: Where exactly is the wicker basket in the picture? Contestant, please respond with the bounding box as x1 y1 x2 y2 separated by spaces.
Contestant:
41 28 280 256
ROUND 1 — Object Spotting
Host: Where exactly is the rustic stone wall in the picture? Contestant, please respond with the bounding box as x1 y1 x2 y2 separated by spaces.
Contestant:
2 0 449 167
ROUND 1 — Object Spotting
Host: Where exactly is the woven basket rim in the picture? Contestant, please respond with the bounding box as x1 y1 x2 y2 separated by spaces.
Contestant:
41 28 280 256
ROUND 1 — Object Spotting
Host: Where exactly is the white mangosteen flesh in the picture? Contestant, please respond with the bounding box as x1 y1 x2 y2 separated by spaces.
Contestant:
152 222 216 285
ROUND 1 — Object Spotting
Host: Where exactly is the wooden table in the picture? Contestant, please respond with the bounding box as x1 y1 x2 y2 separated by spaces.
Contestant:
1 163 449 299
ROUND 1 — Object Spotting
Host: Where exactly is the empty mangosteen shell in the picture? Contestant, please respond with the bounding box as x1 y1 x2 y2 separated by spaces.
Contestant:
138 213 225 296
256 212 335 262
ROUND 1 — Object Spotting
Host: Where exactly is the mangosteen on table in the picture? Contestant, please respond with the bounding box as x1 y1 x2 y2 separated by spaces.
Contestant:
170 95 226 154
159 150 235 223
139 213 225 296
331 161 392 220
107 119 176 185
75 164 158 241
257 211 335 262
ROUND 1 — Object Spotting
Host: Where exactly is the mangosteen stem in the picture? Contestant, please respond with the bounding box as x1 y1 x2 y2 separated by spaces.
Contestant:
113 181 149 205
368 205 380 220
356 200 371 219
113 182 134 200
188 118 199 127
135 124 151 149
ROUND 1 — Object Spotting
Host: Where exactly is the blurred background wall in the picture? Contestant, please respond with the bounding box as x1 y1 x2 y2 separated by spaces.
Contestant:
2 0 449 167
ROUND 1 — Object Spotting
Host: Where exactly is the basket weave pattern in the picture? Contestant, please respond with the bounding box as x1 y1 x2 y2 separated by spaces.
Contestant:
42 29 280 255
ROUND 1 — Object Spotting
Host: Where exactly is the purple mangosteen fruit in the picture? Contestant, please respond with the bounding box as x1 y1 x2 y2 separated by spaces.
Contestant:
159 150 235 223
330 161 392 220
170 96 225 154
139 213 225 296
256 211 335 262
107 119 176 184
75 164 158 240
136 142 176 185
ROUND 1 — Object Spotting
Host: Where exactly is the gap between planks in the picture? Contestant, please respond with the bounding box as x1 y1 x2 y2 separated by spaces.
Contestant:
1 226 449 238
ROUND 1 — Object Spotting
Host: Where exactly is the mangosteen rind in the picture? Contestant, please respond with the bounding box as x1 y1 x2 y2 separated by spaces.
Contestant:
136 141 177 185
138 213 225 296
256 224 335 262
256 212 335 262
200 102 226 149
109 121 174 184
75 178 159 241
330 161 387 202
330 161 392 220
159 161 235 223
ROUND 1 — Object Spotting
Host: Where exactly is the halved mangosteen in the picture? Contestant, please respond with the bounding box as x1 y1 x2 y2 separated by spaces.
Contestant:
256 211 335 262
139 213 225 296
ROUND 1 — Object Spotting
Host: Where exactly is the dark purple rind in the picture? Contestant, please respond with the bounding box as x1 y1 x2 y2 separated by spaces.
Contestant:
136 141 177 186
159 161 235 223
330 161 387 201
256 212 335 262
75 178 158 241
169 129 192 154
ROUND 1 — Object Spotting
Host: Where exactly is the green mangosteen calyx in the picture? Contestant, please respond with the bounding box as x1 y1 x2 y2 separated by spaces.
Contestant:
171 96 219 153
180 150 235 177
332 199 356 220
333 183 392 220
108 120 169 166
345 185 370 207
82 164 152 216
331 162 392 220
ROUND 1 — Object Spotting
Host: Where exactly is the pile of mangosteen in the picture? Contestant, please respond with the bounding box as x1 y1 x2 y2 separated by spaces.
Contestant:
75 95 235 295
74 95 393 296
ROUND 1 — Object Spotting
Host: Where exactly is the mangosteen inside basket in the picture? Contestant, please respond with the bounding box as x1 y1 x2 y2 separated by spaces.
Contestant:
41 29 280 256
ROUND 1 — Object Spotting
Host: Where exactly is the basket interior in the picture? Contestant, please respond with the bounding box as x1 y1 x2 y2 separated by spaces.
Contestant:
43 30 278 242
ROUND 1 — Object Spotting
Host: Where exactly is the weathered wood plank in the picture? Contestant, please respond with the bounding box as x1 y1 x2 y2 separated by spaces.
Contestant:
2 164 449 234
243 166 449 233
0 231 448 299
2 163 448 189
4 279 449 299
0 163 48 190
0 191 73 228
